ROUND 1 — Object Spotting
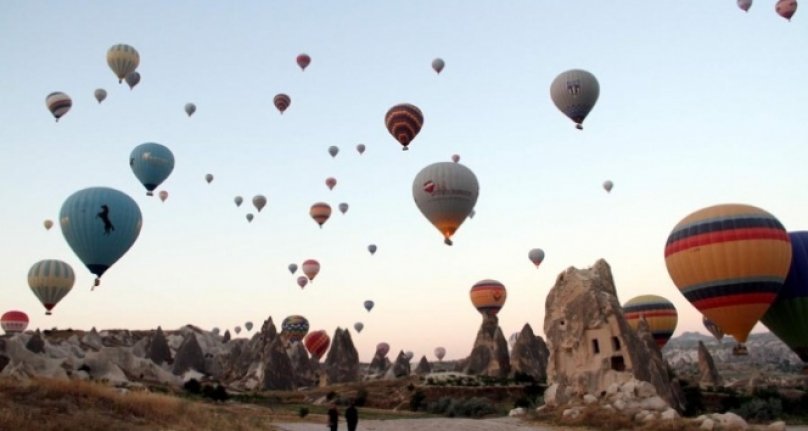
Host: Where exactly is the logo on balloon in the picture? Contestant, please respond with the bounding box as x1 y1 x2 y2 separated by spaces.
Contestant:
423 181 436 194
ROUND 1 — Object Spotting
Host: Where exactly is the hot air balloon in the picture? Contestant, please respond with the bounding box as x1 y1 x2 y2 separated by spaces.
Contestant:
451 154 460 163
302 259 320 281
297 53 311 71
385 103 423 151
274 93 290 114
130 142 175 196
622 294 678 348
212 327 220 336
469 209 476 219
233 326 241 335
354 322 364 333
297 276 308 289
158 190 168 202
246 213 254 223
432 58 445 74
470 279 507 317
328 146 339 158
339 203 349 215
310 202 332 228
550 69 599 130
245 321 253 331
205 173 214 184
368 244 377 255
43 220 54 231
1 311 29 334
776 0 798 20
28 259 74 315
376 342 390 358
125 71 141 90
107 44 139 83
282 315 310 342
253 195 267 212
60 187 142 288
702 316 724 342
185 103 196 117
412 162 479 245
94 88 107 104
405 351 414 360
356 144 366 155
288 263 298 274
234 196 243 207
364 300 374 312
665 204 791 355
434 347 446 361
603 180 614 193
738 0 752 12
528 248 545 268
304 330 330 359
325 177 337 191
761 231 808 363
46 92 71 122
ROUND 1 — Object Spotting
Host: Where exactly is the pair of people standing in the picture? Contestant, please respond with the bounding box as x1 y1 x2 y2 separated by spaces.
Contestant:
327 401 358 431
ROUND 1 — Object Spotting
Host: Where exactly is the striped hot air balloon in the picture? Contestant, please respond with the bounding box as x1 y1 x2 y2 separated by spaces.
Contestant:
1 310 29 334
310 202 332 228
46 92 72 122
665 204 791 355
469 279 507 317
412 162 479 245
385 103 423 151
274 93 291 114
282 315 310 342
106 44 140 83
761 231 808 363
375 342 390 358
302 259 320 281
550 69 599 130
622 294 678 348
296 53 311 71
28 259 75 315
304 330 330 359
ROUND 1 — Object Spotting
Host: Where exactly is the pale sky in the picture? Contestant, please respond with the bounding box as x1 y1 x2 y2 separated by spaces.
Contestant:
0 1 806 362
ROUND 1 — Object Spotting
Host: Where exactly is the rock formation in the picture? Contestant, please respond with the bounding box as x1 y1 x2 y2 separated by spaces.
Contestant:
172 333 205 376
323 327 359 384
81 327 104 350
415 355 432 375
223 330 231 343
25 330 45 354
464 315 510 378
261 334 295 390
698 340 723 389
509 323 547 382
288 341 316 387
385 351 412 379
543 259 684 411
147 326 172 365
368 352 390 375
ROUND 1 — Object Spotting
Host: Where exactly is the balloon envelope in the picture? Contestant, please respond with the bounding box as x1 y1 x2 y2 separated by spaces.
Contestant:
338 203 349 215
310 202 332 228
29 259 74 315
130 142 175 196
245 321 253 331
603 180 614 193
46 92 72 122
1 311 29 334
622 294 678 348
274 93 290 114
325 177 337 190
304 330 330 359
288 263 298 274
328 146 339 158
702 316 724 342
385 103 423 150
776 0 798 20
302 259 320 281
376 342 390 358
469 279 507 317
246 213 254 223
356 144 366 155
432 58 445 74
234 196 243 207
234 326 241 335
451 154 460 163
94 88 107 103
354 322 364 333
184 103 196 117
434 347 446 361
205 174 214 184
282 315 310 342
738 0 752 12
106 44 139 83
125 71 141 89
44 219 54 230
296 53 311 71
664 203 791 352
364 300 374 312
528 248 545 268
550 69 599 130
761 231 808 362
60 187 143 284
368 244 377 255
253 195 267 212
412 162 479 245
158 190 168 202
297 276 308 289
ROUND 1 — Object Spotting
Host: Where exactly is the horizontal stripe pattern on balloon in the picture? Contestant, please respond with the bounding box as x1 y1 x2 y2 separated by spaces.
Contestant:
385 103 423 150
1 311 29 334
274 93 291 114
469 279 507 317
282 315 310 342
46 92 72 121
622 294 678 348
28 259 75 314
304 330 330 359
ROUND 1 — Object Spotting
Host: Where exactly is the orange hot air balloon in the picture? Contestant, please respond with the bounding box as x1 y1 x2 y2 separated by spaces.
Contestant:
274 93 291 114
297 53 311 71
385 103 423 151
325 177 337 191
469 279 507 317
310 202 331 228
622 294 678 348
664 204 791 355
304 330 330 359
302 259 320 282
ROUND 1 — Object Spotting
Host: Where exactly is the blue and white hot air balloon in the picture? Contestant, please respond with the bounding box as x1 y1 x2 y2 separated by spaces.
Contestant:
60 187 142 288
129 143 175 196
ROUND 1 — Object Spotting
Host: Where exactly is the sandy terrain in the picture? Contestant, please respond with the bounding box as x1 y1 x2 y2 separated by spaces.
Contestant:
273 417 560 431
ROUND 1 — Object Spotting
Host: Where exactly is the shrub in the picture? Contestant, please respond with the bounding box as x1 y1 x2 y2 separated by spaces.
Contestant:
513 372 536 385
210 385 229 402
183 379 201 395
298 407 309 418
732 397 783 422
409 390 426 411
354 387 368 407
326 391 337 401
426 396 497 418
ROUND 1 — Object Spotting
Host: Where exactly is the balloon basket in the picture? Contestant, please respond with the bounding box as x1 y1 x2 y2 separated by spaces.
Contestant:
732 343 749 356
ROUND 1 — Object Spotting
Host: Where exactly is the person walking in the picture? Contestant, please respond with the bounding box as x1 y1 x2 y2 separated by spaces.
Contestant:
345 400 358 431
327 402 339 431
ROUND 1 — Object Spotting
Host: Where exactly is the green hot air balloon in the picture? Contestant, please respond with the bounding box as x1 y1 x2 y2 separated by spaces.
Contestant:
60 187 142 288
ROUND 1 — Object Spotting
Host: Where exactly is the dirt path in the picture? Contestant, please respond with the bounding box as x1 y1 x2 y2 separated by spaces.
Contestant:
273 417 559 431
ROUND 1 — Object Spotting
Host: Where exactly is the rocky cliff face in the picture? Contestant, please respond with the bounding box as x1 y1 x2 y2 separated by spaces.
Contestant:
698 340 723 389
509 323 547 381
147 326 172 365
415 355 432 375
172 333 205 376
464 315 510 378
385 351 412 379
323 328 359 384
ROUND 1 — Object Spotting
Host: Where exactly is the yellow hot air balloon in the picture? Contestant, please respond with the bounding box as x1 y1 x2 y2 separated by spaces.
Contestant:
622 294 678 348
664 204 791 355
469 279 507 317
28 259 75 315
412 162 479 245
106 44 140 83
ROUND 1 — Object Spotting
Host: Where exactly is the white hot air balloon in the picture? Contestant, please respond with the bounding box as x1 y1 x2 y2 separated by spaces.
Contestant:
412 162 479 245
550 69 600 130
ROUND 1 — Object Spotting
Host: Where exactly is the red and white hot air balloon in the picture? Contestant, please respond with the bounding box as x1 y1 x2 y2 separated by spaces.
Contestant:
302 259 320 282
310 202 332 228
1 310 29 334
